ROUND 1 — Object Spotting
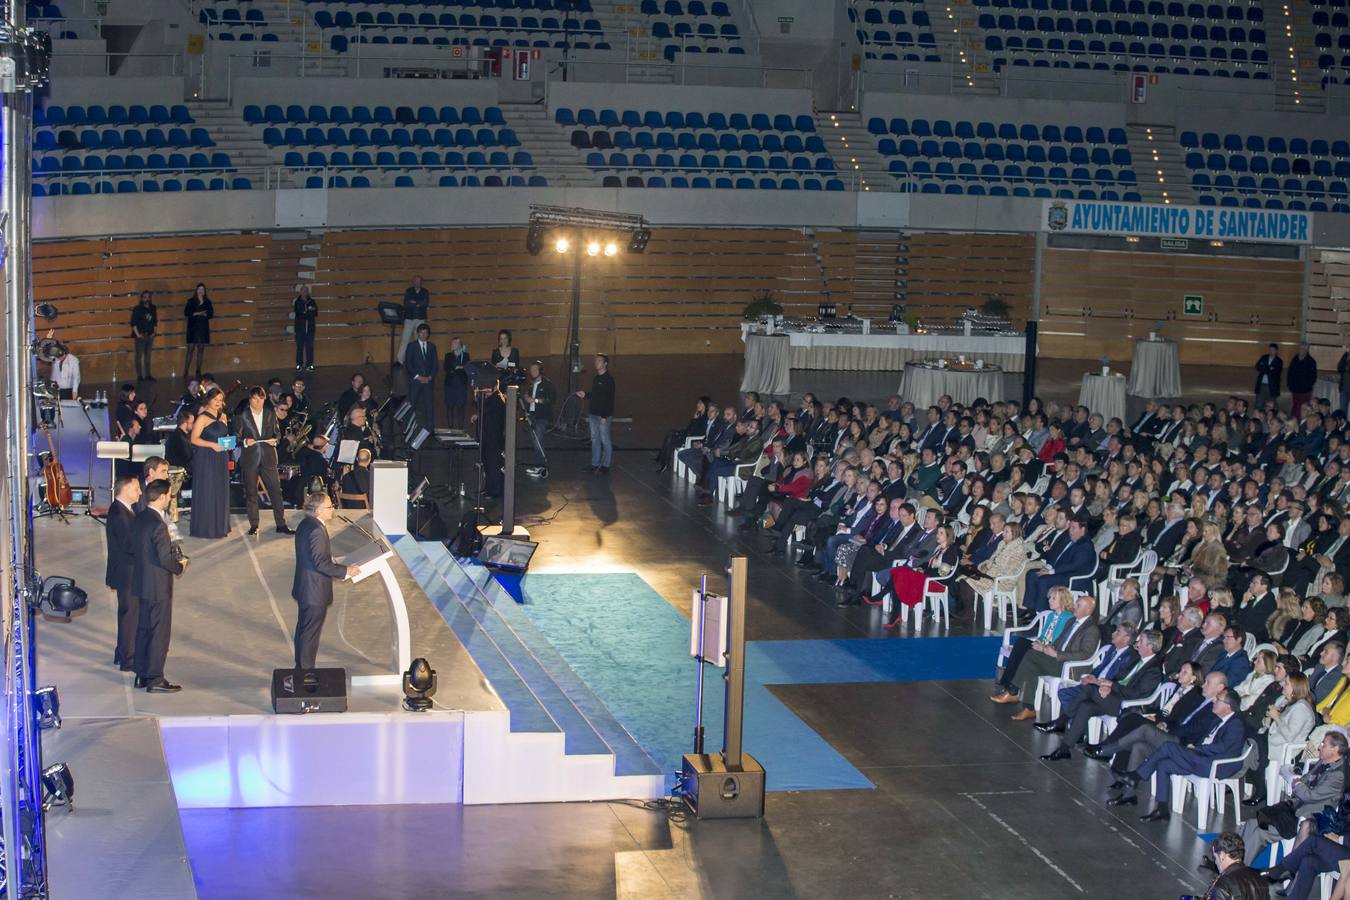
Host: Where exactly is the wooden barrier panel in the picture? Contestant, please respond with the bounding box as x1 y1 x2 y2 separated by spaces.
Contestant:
1039 247 1304 365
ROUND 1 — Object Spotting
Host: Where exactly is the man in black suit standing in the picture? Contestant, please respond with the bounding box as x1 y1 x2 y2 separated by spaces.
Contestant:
1255 342 1283 409
132 480 186 693
405 322 438 430
236 386 293 537
105 475 141 671
292 491 360 670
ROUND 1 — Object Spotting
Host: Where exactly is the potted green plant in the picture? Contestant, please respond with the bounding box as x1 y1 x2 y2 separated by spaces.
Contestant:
743 290 784 321
981 296 1011 319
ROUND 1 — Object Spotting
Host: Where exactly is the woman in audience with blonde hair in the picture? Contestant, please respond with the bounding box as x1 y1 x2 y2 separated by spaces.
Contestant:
1208 586 1235 616
1282 596 1329 658
1268 587 1306 648
1236 649 1277 711
1187 520 1230 588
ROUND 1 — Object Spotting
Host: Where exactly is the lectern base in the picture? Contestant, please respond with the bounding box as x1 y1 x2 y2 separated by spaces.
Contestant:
680 752 765 819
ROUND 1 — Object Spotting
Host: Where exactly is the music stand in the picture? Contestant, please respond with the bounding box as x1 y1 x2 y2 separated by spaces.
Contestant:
377 302 405 379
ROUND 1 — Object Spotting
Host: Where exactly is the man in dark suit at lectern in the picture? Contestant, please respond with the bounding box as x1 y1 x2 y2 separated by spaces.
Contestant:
105 475 141 671
292 491 360 670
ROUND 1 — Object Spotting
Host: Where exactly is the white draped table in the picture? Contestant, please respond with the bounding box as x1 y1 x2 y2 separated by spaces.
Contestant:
740 333 792 394
1078 373 1128 424
900 364 1005 410
740 324 1027 375
1127 338 1182 398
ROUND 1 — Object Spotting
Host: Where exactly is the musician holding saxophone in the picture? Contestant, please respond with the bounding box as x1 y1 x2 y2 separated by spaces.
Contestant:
236 386 294 537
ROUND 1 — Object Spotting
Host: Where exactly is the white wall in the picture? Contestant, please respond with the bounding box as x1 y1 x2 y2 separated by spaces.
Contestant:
230 75 501 113
546 81 814 117
38 75 184 108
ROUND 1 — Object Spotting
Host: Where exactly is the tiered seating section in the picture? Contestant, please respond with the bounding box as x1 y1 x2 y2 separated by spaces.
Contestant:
199 5 282 42
975 0 1269 78
26 2 78 39
1182 130 1350 211
304 0 610 54
636 0 747 61
559 107 843 189
31 104 245 196
247 103 546 188
849 0 942 63
1313 0 1350 87
867 115 1140 198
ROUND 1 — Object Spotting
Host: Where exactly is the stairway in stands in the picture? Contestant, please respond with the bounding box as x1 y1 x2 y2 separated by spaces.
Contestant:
931 0 1004 94
1264 0 1327 112
500 101 598 187
1125 124 1193 204
184 99 280 186
814 110 895 192
391 537 666 802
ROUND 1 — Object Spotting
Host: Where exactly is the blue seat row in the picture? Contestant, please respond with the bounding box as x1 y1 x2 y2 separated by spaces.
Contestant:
987 37 1268 61
1180 132 1349 155
36 104 191 127
245 104 506 126
33 177 253 195
556 108 815 132
583 151 835 172
859 8 934 26
1185 152 1350 177
32 152 233 173
601 174 844 189
1196 194 1348 211
992 53 1270 75
303 173 549 188
328 33 611 51
970 0 1263 17
213 32 282 41
867 117 1128 144
314 9 599 29
34 127 214 151
305 0 592 11
282 149 533 167
978 14 1264 41
637 0 732 15
895 181 1142 199
856 30 938 46
865 51 945 62
25 3 62 18
878 137 1132 166
1193 173 1350 194
650 21 739 38
888 159 1137 183
261 125 519 148
570 129 827 154
200 7 266 22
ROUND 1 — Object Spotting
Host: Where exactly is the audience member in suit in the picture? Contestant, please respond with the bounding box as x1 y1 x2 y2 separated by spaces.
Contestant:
131 480 186 692
1211 624 1255 686
1263 821 1350 900
235 386 293 536
995 593 1102 719
1088 665 1224 779
292 492 361 670
1307 641 1347 704
1116 686 1245 819
1189 612 1229 674
1101 577 1146 633
1037 621 1139 731
404 322 438 429
1232 573 1279 643
991 585 1074 697
1040 628 1166 759
1161 606 1206 676
1022 515 1097 613
104 476 141 671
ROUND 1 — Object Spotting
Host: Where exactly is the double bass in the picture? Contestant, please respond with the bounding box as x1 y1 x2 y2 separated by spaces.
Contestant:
38 424 73 509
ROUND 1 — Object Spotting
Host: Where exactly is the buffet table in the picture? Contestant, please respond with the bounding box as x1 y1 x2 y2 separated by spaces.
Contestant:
740 323 1026 375
900 363 1005 410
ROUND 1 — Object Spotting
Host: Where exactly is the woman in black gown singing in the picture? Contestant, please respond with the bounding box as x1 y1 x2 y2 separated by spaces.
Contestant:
189 387 231 538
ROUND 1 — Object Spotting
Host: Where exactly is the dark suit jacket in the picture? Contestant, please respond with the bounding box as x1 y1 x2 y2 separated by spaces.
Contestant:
1232 591 1277 642
1047 537 1096 583
235 404 281 466
1176 714 1247 778
1150 518 1186 562
1192 635 1225 674
1256 353 1283 397
131 508 183 601
104 501 137 590
1162 627 1203 675
1114 654 1165 702
292 515 348 607
1212 650 1253 686
405 340 439 380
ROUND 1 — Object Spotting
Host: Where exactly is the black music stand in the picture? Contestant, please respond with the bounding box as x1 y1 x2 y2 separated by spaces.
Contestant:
377 302 405 380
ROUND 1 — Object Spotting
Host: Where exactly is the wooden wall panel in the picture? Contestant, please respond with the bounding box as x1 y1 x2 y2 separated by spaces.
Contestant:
1308 249 1350 370
901 232 1035 327
1039 248 1304 364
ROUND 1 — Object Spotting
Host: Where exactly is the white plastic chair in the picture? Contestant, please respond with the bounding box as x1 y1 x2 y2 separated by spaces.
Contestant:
719 454 766 507
996 611 1050 672
1169 739 1256 829
922 570 958 630
1135 551 1160 618
1067 557 1102 597
1098 549 1146 614
1265 743 1308 807
975 559 1032 632
1243 632 1257 658
1035 644 1109 721
673 436 696 481
1087 680 1178 745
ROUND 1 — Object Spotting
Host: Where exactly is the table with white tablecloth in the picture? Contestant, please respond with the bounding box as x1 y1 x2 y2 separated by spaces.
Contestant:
1078 372 1127 424
900 364 1004 410
1126 338 1182 398
740 324 1027 374
740 333 792 394
1315 377 1341 406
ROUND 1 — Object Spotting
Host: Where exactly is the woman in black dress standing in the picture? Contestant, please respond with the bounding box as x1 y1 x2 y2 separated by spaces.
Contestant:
490 329 520 375
184 282 214 380
189 387 231 538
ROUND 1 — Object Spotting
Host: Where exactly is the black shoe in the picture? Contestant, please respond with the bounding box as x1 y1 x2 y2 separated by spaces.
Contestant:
795 555 817 568
146 680 182 693
1241 796 1262 808
276 525 295 535
133 676 147 689
656 462 669 473
247 525 258 536
1034 720 1066 734
586 465 598 473
1106 794 1137 807
537 469 548 479
599 466 610 475
835 593 861 607
1139 806 1170 822
1039 747 1071 762
1083 745 1111 760
1262 866 1291 883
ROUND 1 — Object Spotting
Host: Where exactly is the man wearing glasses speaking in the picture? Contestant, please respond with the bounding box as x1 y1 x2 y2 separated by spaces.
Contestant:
292 492 361 670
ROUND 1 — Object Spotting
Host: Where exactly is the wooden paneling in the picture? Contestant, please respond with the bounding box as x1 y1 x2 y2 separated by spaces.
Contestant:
900 232 1035 326
1308 248 1350 370
1039 248 1305 364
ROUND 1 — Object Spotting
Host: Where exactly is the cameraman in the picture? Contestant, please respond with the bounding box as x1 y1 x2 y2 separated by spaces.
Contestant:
524 361 555 479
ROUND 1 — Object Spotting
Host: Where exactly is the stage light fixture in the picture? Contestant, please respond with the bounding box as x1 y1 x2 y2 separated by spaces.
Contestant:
33 685 60 730
555 236 570 254
34 302 59 321
40 762 74 810
628 227 651 254
525 224 544 256
603 241 618 257
402 657 437 711
35 576 87 619
586 240 601 256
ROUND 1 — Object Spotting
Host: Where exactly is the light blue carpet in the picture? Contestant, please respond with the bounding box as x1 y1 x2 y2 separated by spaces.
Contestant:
517 572 1000 792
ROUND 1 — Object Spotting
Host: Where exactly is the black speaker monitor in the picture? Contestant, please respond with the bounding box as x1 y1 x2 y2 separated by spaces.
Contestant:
271 667 348 714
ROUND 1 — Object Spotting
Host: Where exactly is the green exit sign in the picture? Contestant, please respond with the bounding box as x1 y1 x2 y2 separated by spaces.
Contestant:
1183 294 1203 316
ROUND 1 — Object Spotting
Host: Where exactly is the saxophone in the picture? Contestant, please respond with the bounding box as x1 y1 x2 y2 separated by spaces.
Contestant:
167 466 187 523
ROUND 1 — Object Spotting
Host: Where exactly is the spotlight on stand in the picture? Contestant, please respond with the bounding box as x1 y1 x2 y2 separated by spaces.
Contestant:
33 685 60 730
34 302 59 322
40 762 74 810
526 223 545 256
554 236 570 254
402 657 437 711
603 241 619 257
34 576 87 619
628 227 651 254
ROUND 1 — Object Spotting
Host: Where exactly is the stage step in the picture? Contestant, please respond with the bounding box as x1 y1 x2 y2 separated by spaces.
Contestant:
447 556 663 779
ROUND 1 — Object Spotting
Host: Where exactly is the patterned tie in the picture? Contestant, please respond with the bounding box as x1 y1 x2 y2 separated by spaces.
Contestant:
1119 658 1146 686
